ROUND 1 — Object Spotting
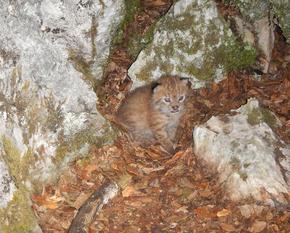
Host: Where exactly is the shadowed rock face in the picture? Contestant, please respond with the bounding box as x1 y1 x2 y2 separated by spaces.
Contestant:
223 0 290 43
221 0 290 73
0 0 124 231
193 99 290 204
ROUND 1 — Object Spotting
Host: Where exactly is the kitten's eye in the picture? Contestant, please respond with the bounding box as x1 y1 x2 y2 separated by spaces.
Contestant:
163 97 171 103
178 95 185 102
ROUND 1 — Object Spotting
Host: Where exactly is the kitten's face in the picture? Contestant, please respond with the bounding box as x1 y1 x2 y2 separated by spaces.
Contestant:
151 76 190 115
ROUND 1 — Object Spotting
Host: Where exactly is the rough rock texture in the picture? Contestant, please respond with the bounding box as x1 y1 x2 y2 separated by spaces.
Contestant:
272 0 290 43
128 0 256 89
233 15 274 73
223 0 290 72
0 160 15 208
224 0 290 43
0 0 124 231
193 99 290 203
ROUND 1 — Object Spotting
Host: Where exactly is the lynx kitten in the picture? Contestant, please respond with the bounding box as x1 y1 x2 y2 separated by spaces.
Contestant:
116 76 190 154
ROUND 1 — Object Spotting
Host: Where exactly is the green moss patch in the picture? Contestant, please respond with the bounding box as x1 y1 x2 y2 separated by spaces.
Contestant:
2 136 35 184
246 106 277 128
0 137 38 233
0 190 36 233
215 41 257 73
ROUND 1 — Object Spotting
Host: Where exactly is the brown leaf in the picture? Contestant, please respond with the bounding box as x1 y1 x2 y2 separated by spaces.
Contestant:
144 0 168 7
220 223 236 232
126 197 153 208
78 163 98 180
199 189 212 198
278 211 290 222
239 204 264 218
217 209 231 217
249 221 267 233
194 206 216 219
175 206 189 213
142 165 165 174
122 186 144 197
126 164 140 176
32 194 63 210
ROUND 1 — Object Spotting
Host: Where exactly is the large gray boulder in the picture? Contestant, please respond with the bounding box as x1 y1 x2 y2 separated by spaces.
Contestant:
193 99 290 204
0 0 124 231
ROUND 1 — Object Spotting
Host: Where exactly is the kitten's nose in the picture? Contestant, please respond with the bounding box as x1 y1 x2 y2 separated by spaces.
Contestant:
172 105 179 111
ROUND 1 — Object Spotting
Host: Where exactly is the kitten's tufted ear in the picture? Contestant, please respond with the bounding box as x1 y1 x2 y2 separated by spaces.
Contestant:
180 77 192 87
151 82 161 93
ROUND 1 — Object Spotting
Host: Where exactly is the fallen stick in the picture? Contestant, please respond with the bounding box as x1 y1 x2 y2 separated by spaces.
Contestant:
68 180 119 233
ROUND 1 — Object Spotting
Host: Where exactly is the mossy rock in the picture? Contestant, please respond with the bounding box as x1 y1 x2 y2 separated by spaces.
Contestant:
128 0 257 88
224 0 290 43
0 190 38 233
238 98 279 128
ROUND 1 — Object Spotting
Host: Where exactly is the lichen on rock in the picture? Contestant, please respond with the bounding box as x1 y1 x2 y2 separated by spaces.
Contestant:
128 0 256 89
0 158 16 209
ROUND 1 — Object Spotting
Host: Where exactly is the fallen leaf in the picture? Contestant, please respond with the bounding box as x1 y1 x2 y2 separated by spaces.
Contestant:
249 220 267 233
32 194 63 210
78 163 98 180
176 206 189 213
199 189 212 198
194 206 216 219
125 196 154 208
220 223 236 232
117 173 132 189
165 150 186 165
269 224 279 231
122 186 143 197
142 166 165 174
278 211 290 222
265 211 273 221
239 204 264 218
217 209 231 217
126 164 140 176
239 205 252 218
144 0 168 7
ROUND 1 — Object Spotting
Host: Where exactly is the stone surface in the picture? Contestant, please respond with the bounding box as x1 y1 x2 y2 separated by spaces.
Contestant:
193 98 290 203
225 0 290 43
272 0 290 43
224 0 275 72
0 159 16 209
224 0 290 71
0 0 123 184
128 0 256 89
0 0 124 231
